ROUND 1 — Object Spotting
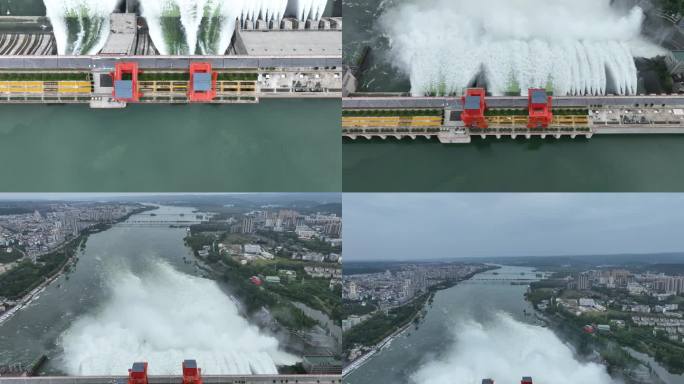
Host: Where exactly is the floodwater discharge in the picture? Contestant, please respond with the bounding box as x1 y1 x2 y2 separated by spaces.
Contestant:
378 0 664 96
345 266 618 384
138 0 329 55
43 0 119 54
36 0 329 55
0 206 296 375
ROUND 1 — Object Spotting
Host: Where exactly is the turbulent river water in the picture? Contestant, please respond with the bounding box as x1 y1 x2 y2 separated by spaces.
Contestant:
0 0 333 54
344 265 679 384
344 0 664 96
0 205 296 375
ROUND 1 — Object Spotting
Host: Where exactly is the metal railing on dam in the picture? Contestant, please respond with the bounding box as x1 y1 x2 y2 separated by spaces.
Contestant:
0 375 340 384
343 95 684 109
342 98 684 143
0 56 342 70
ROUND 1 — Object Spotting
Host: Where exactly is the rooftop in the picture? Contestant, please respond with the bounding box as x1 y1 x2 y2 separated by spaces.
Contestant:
234 30 342 57
465 95 482 110
531 90 547 104
193 72 212 91
114 80 133 99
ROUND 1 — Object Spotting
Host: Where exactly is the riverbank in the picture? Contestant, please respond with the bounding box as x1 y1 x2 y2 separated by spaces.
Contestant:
526 277 684 383
0 205 155 325
0 234 83 326
342 294 427 376
182 227 342 368
342 265 499 376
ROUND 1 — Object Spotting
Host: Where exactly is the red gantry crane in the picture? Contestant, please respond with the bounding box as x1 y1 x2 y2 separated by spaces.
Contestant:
482 376 534 384
182 359 203 384
188 62 218 102
527 88 553 128
128 362 148 384
111 62 141 102
461 88 488 129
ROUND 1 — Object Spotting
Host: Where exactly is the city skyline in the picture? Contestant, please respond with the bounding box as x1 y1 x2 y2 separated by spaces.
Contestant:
344 194 684 261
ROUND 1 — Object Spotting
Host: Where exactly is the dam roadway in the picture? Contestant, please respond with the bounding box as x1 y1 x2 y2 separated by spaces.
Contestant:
0 55 342 69
0 375 340 384
0 55 343 106
342 95 684 143
343 95 684 109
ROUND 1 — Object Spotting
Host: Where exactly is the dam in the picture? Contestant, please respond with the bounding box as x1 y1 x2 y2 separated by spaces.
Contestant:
0 0 343 106
342 90 684 144
0 360 340 384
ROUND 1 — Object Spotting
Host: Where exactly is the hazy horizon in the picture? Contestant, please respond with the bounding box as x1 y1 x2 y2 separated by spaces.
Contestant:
343 250 684 264
344 194 684 261
0 193 341 203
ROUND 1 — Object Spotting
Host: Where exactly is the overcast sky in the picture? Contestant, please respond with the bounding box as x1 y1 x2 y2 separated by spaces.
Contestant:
0 193 170 200
343 194 684 261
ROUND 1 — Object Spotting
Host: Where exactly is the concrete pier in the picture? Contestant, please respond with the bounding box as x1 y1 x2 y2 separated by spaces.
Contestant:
99 14 137 56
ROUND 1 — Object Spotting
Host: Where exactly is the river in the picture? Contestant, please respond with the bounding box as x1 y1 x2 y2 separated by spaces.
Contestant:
342 0 684 192
0 100 341 192
344 266 681 384
343 135 684 192
0 0 44 16
344 266 541 384
0 205 297 376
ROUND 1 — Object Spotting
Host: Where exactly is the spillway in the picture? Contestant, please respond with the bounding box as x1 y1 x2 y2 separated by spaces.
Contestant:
43 0 120 55
242 1 289 22
60 262 297 375
380 0 665 96
139 0 328 55
292 0 327 21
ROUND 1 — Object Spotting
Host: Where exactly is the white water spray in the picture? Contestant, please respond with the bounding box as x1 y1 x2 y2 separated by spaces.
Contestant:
293 0 327 21
411 313 619 384
140 0 328 55
242 0 289 22
60 262 297 375
43 0 120 55
139 0 211 55
381 0 665 96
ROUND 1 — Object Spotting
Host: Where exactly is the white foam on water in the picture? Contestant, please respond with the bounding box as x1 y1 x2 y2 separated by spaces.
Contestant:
60 262 297 375
43 0 120 54
380 0 665 96
411 313 620 384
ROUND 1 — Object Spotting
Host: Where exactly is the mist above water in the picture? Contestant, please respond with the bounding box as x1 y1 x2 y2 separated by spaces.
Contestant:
60 262 297 375
380 0 665 96
411 313 618 384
